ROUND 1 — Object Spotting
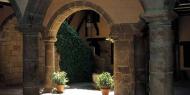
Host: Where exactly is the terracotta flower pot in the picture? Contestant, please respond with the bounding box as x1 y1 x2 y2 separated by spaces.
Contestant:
56 85 64 93
101 88 109 95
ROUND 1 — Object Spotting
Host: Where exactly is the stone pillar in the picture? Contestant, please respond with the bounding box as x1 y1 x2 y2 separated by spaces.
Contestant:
22 25 40 95
144 13 174 95
111 24 135 95
134 34 147 95
43 36 56 92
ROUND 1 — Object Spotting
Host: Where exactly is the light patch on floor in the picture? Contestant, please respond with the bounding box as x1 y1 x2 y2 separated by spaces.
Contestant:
42 89 114 95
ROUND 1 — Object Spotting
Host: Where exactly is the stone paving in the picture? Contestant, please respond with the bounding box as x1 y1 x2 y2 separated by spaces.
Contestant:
0 82 189 95
41 83 114 95
42 89 114 95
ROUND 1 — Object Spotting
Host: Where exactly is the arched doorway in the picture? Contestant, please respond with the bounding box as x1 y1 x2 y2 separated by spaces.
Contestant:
42 1 116 93
43 1 137 95
55 10 113 84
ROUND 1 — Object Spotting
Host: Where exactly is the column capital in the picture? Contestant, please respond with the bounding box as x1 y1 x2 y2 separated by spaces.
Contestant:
142 10 177 23
43 36 57 43
19 24 44 36
19 24 43 31
42 28 58 43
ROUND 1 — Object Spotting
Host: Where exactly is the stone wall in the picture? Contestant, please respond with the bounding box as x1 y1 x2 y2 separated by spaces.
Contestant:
0 17 45 85
0 17 23 85
43 0 143 26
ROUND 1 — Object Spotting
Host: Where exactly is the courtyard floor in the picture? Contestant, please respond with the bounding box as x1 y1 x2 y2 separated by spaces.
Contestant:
0 82 189 95
42 89 114 95
41 83 114 95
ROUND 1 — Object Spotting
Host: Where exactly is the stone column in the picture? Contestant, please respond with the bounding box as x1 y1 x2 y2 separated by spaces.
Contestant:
134 34 147 95
144 13 174 95
22 25 40 95
111 24 135 95
43 36 56 92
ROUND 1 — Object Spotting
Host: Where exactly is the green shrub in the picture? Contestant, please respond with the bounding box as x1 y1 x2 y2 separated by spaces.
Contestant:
55 22 93 83
96 72 114 89
51 71 69 85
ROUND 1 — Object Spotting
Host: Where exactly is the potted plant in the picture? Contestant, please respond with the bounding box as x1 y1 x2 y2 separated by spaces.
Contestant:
51 71 69 93
96 72 114 95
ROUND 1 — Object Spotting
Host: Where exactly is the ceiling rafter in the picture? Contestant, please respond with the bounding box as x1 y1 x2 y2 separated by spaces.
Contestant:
175 0 190 15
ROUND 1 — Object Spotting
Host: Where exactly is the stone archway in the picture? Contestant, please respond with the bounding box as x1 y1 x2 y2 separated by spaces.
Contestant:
43 1 137 95
46 1 113 38
43 0 114 91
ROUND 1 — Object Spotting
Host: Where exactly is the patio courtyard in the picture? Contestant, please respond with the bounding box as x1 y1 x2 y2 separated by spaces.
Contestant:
1 0 190 95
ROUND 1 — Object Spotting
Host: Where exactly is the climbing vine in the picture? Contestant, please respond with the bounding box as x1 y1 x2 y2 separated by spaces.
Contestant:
55 22 93 83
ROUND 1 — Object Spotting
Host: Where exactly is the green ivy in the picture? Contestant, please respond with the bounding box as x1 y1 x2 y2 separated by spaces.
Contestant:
55 22 93 83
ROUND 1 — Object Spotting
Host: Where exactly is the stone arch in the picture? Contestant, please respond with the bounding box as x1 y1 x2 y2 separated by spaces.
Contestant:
9 0 22 20
0 13 16 30
42 0 116 90
46 1 114 38
0 14 46 86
